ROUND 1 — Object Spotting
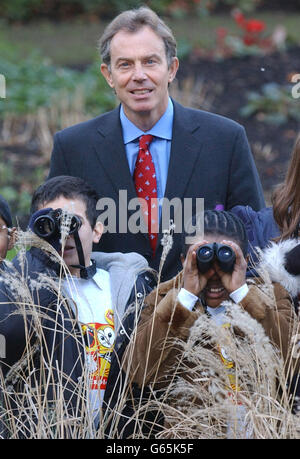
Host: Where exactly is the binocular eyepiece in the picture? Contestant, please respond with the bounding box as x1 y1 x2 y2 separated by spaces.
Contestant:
33 208 82 241
196 242 236 273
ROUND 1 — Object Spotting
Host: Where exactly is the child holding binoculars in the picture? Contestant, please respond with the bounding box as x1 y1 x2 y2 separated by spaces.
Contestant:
122 209 298 436
0 175 155 438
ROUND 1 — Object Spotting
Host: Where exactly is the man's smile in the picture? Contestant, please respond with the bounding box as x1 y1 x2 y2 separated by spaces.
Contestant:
130 89 153 94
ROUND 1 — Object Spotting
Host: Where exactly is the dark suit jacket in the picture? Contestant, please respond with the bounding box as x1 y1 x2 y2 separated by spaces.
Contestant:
48 100 265 280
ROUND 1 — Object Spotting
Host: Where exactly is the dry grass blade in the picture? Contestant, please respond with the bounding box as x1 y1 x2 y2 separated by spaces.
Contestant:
1 229 300 438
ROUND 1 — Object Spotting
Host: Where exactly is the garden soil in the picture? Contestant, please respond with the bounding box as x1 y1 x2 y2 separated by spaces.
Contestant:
176 45 300 202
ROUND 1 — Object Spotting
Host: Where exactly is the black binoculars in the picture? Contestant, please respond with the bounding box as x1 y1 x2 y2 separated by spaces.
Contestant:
33 208 82 241
196 242 236 273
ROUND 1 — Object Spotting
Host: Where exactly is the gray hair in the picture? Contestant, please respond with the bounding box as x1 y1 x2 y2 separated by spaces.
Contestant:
98 6 177 69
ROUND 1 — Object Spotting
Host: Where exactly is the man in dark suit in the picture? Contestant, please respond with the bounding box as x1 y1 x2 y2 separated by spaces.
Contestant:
48 6 265 281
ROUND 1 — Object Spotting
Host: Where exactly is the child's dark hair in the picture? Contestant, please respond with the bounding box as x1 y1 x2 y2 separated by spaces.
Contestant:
182 210 248 256
31 176 100 228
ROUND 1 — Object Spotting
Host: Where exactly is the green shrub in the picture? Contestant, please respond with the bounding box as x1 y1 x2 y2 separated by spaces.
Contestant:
0 54 116 224
0 52 115 118
0 151 43 224
1 0 42 22
240 82 300 125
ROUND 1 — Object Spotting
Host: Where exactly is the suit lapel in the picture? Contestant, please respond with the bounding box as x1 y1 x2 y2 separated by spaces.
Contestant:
93 106 149 239
91 102 204 250
156 101 204 257
93 106 137 202
92 102 202 202
164 101 203 201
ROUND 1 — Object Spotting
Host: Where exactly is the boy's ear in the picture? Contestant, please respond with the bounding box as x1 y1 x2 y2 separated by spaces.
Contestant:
8 227 17 251
93 221 103 244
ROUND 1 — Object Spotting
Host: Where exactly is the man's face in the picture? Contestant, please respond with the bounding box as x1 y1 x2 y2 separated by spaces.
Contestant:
101 25 179 130
40 196 102 277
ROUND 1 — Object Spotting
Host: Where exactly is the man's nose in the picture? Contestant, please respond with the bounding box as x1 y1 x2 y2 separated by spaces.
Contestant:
132 63 147 81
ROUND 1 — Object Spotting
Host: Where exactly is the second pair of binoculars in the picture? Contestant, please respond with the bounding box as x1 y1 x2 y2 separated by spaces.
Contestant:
196 242 236 273
33 208 82 241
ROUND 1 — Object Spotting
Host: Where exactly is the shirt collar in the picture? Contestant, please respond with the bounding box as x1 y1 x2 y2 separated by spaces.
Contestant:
92 268 107 290
120 98 174 144
66 266 107 291
206 304 226 316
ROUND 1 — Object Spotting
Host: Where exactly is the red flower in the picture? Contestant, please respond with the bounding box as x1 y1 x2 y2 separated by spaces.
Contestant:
233 10 246 27
243 35 256 46
246 19 265 34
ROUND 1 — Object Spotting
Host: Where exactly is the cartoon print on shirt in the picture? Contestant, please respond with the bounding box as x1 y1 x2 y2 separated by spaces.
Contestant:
82 308 115 390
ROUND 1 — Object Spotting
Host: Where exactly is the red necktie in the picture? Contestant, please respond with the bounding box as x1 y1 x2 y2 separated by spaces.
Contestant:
133 135 158 257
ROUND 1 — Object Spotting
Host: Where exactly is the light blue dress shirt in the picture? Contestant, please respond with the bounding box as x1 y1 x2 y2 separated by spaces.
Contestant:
120 98 174 203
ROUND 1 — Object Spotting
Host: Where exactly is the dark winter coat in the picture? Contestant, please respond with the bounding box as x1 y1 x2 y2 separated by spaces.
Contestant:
0 247 155 438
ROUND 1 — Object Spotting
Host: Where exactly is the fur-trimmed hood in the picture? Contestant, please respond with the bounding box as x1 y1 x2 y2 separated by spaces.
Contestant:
260 239 300 298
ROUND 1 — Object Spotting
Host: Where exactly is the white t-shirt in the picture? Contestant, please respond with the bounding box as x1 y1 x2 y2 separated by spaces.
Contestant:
63 268 114 421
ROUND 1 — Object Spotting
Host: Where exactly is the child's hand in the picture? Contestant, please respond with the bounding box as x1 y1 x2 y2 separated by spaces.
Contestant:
214 240 247 294
183 241 215 296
